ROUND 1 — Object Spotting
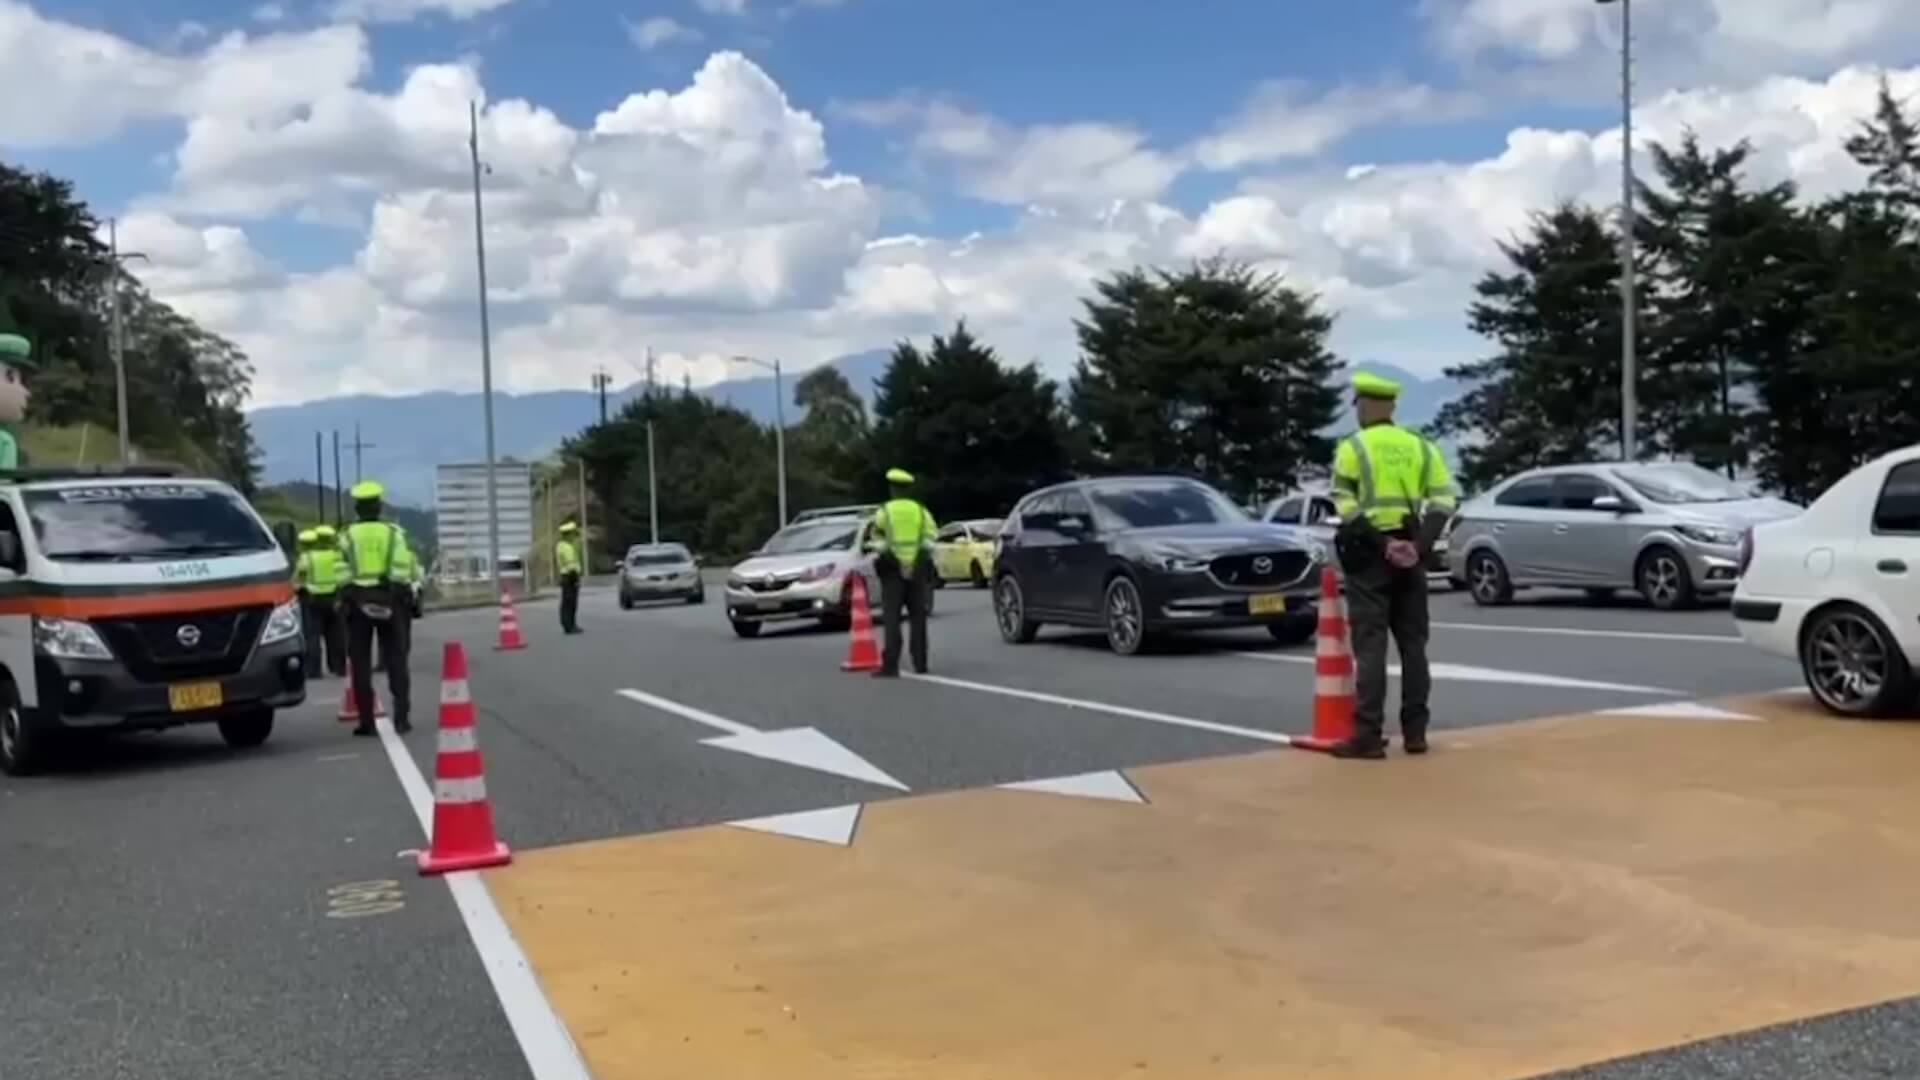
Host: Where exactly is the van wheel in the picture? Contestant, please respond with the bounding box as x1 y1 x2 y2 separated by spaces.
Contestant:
218 708 274 749
0 688 49 777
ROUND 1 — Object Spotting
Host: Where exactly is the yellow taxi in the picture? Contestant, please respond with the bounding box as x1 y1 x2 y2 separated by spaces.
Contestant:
932 518 1002 588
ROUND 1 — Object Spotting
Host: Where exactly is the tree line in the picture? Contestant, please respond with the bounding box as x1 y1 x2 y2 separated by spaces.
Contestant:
0 163 258 489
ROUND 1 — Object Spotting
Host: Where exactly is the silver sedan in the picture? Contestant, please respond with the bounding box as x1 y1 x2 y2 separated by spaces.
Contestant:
1446 462 1800 610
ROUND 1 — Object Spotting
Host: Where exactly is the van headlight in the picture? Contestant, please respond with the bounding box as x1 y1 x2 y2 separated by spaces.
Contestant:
34 617 114 661
259 599 303 645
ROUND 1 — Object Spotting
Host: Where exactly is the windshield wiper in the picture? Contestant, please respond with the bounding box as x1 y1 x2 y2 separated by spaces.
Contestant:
141 544 265 556
47 550 136 561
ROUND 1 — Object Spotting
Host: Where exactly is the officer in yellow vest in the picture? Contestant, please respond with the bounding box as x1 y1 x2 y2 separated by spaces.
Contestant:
555 521 583 635
866 468 938 677
1328 371 1460 759
306 524 348 677
337 480 421 735
294 528 318 664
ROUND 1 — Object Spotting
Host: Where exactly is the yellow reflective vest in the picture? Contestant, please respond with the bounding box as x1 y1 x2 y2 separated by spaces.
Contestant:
307 548 346 596
1330 423 1460 532
556 537 582 576
869 498 937 567
339 521 420 587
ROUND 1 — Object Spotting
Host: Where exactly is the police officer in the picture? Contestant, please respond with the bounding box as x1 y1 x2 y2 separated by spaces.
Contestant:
866 468 937 678
555 520 583 635
338 480 420 735
1328 371 1459 759
307 524 347 677
294 527 318 663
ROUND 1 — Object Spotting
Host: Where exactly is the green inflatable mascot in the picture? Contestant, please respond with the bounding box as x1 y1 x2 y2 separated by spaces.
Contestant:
0 333 31 471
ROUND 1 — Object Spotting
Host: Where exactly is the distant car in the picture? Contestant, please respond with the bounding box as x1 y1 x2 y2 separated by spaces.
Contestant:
1446 462 1801 610
1259 488 1452 583
790 504 877 525
618 542 703 608
723 513 935 638
991 475 1329 655
933 518 1001 588
1733 444 1920 717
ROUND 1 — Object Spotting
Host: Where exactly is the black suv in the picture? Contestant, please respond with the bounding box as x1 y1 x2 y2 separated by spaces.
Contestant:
992 475 1330 655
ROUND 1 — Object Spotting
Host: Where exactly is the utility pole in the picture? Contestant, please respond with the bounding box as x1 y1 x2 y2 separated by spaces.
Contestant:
1599 0 1637 460
347 422 375 482
645 347 658 544
102 219 148 465
331 430 344 525
592 367 612 424
470 100 504 599
730 355 787 525
313 432 325 520
577 458 589 574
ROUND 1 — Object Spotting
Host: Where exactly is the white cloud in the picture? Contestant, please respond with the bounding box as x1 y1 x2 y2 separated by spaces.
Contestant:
252 3 287 22
628 16 700 49
694 0 750 15
1191 80 1481 171
327 0 517 22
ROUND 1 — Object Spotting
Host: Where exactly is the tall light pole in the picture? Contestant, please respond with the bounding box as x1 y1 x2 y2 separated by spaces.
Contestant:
469 101 504 599
102 219 148 464
731 354 786 525
1599 0 1637 460
645 348 659 544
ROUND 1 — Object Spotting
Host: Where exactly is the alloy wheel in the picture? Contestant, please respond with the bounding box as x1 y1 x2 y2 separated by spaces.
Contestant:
1806 610 1890 712
1642 553 1684 607
1105 578 1144 654
1469 554 1504 603
995 577 1024 640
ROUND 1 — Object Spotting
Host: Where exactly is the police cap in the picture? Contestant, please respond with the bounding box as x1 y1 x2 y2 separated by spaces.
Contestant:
314 525 337 540
885 467 914 485
297 528 318 544
559 521 578 533
350 480 384 501
1351 371 1402 401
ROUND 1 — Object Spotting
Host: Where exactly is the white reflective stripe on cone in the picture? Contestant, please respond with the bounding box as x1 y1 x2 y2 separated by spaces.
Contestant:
435 776 488 804
1315 675 1354 696
438 726 478 753
1315 634 1350 657
441 678 472 705
1320 596 1346 618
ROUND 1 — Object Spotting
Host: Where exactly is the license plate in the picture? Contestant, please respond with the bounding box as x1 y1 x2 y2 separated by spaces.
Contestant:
1248 593 1289 616
168 681 223 712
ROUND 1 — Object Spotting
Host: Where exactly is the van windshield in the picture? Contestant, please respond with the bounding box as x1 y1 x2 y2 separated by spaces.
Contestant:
24 485 277 561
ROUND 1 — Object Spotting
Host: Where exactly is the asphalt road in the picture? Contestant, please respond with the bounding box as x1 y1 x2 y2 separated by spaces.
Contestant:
9 578 1916 1079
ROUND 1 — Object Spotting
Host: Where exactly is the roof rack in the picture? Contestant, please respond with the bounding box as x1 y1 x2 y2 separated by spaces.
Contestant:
0 463 189 482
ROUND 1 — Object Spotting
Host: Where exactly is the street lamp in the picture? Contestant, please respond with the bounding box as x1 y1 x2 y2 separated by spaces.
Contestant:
730 354 787 525
1597 0 1637 461
468 101 504 600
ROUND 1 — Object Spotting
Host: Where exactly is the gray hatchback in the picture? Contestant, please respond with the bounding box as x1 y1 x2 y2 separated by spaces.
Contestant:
1446 462 1800 610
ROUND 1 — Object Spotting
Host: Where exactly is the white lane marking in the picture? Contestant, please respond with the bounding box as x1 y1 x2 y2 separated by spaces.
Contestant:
373 719 595 1080
727 804 863 846
909 673 1295 745
1431 621 1742 644
998 770 1146 804
617 687 909 790
1600 701 1763 722
1233 652 1674 695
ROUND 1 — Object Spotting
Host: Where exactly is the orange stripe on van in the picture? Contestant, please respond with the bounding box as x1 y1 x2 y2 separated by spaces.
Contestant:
0 582 294 619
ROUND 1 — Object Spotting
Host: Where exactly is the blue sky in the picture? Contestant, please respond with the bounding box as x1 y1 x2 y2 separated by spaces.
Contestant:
3 0 1916 404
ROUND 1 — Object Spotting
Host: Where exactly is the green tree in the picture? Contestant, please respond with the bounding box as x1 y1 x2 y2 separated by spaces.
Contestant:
868 321 1073 518
788 365 868 506
1068 257 1341 502
1430 203 1627 491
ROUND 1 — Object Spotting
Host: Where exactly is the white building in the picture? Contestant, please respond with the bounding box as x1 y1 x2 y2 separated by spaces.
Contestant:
434 461 534 582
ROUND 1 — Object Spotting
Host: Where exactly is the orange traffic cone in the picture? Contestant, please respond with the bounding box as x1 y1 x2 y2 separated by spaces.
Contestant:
840 574 883 673
419 641 512 875
1294 566 1357 753
494 590 527 651
336 660 387 723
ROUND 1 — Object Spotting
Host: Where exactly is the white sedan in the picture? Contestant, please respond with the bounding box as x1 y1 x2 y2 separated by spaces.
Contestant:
1732 443 1920 716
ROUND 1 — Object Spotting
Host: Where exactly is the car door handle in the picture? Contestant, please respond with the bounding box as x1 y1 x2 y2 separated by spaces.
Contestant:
1553 524 1569 534
1877 559 1907 574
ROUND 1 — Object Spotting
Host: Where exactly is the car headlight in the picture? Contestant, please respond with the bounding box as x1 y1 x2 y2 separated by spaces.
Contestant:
727 573 748 589
1303 541 1331 563
799 562 837 582
1152 552 1211 573
34 617 114 661
1675 524 1740 546
260 598 303 645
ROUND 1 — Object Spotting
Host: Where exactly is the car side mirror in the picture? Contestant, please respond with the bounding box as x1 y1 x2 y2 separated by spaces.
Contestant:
1592 495 1626 513
1323 514 1343 527
1058 515 1090 535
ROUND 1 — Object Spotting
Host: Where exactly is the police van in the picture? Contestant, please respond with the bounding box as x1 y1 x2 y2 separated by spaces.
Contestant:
0 466 307 776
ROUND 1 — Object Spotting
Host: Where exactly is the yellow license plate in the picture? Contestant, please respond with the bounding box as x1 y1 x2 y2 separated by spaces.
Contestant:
168 681 224 712
1248 594 1289 616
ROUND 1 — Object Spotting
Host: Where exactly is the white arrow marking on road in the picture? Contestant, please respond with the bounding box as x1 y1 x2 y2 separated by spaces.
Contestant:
1234 653 1674 694
727 804 863 846
998 770 1146 804
616 688 909 790
1600 701 1763 721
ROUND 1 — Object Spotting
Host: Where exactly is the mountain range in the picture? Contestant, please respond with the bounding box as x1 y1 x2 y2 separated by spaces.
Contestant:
247 350 1465 507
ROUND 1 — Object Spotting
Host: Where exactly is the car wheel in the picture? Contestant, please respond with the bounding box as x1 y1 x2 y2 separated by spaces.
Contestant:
0 687 49 777
993 574 1039 644
687 589 704 605
1636 547 1695 611
217 708 274 749
1267 615 1316 647
1466 550 1513 606
1799 604 1914 718
618 591 634 610
970 562 988 589
1103 575 1150 656
730 619 762 638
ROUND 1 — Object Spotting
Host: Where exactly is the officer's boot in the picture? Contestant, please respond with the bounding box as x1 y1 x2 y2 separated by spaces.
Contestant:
1329 738 1387 760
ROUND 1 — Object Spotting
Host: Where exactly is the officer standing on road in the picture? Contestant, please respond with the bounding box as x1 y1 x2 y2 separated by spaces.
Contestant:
1328 371 1459 759
294 528 317 660
555 520 583 635
338 480 420 735
306 524 347 677
867 468 937 678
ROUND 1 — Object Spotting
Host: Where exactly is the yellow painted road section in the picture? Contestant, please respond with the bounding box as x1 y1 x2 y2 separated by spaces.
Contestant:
489 693 1920 1079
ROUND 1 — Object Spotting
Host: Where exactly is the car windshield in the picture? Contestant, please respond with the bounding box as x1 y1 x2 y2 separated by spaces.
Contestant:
759 520 859 555
24 484 277 561
1086 479 1249 530
628 547 690 566
1612 464 1751 504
